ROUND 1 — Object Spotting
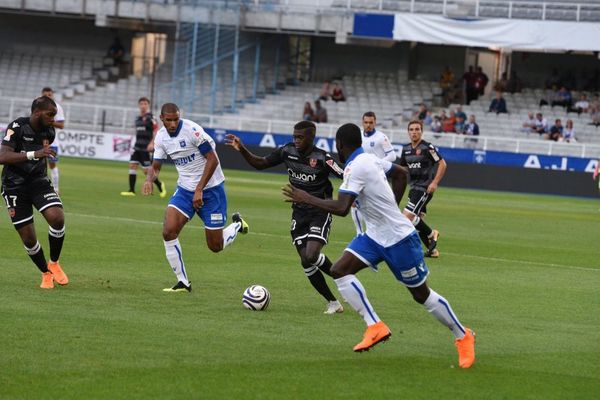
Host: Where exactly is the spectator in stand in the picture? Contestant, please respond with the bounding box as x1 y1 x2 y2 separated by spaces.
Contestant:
454 114 466 134
589 105 600 127
464 115 480 148
551 87 572 108
314 100 328 123
108 37 125 66
440 65 455 105
455 105 467 122
415 103 428 121
563 119 576 142
303 101 314 121
494 72 508 92
319 80 331 101
548 119 563 141
442 110 456 133
545 68 562 89
539 85 558 107
568 94 590 115
463 65 478 104
423 111 433 127
330 83 346 102
431 115 442 133
475 67 489 97
506 71 523 94
534 113 548 135
489 91 508 114
522 112 536 134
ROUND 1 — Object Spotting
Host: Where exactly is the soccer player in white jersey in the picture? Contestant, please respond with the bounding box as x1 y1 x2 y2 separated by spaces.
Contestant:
41 87 65 193
142 103 249 292
283 123 475 368
351 111 398 235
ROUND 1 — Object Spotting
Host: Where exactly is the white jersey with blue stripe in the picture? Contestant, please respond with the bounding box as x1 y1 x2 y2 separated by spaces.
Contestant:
153 118 225 192
339 148 415 247
361 129 396 162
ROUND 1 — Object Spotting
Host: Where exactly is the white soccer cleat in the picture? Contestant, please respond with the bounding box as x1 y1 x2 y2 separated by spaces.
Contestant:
324 300 344 315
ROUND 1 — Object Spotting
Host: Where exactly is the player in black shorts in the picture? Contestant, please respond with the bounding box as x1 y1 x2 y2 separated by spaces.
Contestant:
121 97 166 197
399 120 447 258
226 121 346 314
0 97 69 289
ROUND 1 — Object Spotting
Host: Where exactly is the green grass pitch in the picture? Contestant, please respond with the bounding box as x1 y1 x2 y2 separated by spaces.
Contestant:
1 158 599 399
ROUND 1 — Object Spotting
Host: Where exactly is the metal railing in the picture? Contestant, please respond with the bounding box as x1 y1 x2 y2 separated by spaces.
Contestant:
1 97 597 158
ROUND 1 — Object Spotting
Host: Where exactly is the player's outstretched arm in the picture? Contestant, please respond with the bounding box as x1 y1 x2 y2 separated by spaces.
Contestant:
0 144 55 164
427 158 447 194
143 160 162 195
388 164 409 205
225 134 272 170
282 184 355 216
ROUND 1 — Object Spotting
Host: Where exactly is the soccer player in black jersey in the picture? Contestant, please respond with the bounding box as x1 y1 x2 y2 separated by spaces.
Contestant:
0 97 69 288
121 97 166 197
226 121 346 314
399 120 447 258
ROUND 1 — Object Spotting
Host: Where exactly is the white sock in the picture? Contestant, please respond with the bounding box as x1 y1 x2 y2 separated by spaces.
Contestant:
51 168 59 191
351 205 363 235
334 274 380 326
222 222 241 249
163 238 189 286
423 288 466 339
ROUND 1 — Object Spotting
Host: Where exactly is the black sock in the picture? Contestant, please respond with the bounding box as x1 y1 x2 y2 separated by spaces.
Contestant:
129 174 136 192
315 253 333 276
154 177 163 190
415 219 433 247
303 262 337 302
48 226 65 263
25 242 48 273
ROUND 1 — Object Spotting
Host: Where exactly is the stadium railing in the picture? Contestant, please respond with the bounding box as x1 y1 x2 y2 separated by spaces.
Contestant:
2 97 598 159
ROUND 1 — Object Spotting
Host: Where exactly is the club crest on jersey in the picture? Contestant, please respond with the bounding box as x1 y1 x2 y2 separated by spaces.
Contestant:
179 140 186 148
309 158 317 168
416 149 422 155
194 131 200 138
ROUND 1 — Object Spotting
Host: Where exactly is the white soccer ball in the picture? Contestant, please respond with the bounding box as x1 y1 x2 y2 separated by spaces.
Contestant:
242 285 271 311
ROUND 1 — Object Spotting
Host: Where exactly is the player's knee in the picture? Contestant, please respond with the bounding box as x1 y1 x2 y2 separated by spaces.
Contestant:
330 264 347 279
409 286 429 304
162 229 178 241
303 251 319 266
207 240 223 253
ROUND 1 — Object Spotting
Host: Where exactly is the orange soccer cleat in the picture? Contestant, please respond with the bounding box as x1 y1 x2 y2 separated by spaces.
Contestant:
40 272 54 289
353 321 392 352
48 261 69 286
455 328 476 368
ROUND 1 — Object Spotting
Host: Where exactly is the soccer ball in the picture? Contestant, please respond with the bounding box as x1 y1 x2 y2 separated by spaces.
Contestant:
242 285 271 311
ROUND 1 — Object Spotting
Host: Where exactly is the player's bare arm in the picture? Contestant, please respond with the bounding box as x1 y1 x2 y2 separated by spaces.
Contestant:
282 184 355 216
143 160 162 195
225 134 271 170
388 164 409 205
193 150 219 209
427 159 447 194
0 143 55 164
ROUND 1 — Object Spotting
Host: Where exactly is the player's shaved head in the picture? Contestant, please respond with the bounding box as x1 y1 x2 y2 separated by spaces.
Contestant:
293 121 316 137
161 103 180 115
336 123 362 148
31 96 57 113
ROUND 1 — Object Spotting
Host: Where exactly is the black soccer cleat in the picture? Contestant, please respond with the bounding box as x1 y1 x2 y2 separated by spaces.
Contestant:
427 229 440 254
232 212 249 234
163 281 192 292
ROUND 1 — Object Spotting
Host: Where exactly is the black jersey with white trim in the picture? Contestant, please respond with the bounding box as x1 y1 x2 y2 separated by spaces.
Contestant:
1 117 55 188
134 112 156 151
399 139 443 190
265 143 344 209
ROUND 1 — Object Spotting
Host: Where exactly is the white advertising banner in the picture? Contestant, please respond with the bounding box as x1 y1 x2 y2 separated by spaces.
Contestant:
54 129 134 162
393 14 600 52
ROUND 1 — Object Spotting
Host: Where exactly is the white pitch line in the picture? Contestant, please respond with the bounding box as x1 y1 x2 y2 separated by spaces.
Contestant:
68 212 598 273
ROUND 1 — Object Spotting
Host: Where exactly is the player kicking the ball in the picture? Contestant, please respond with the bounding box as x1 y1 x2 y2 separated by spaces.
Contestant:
143 103 248 292
283 123 475 368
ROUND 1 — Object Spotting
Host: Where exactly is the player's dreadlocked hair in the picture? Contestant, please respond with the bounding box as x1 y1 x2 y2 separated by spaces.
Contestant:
31 96 56 112
336 123 362 148
293 120 316 137
161 103 180 115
